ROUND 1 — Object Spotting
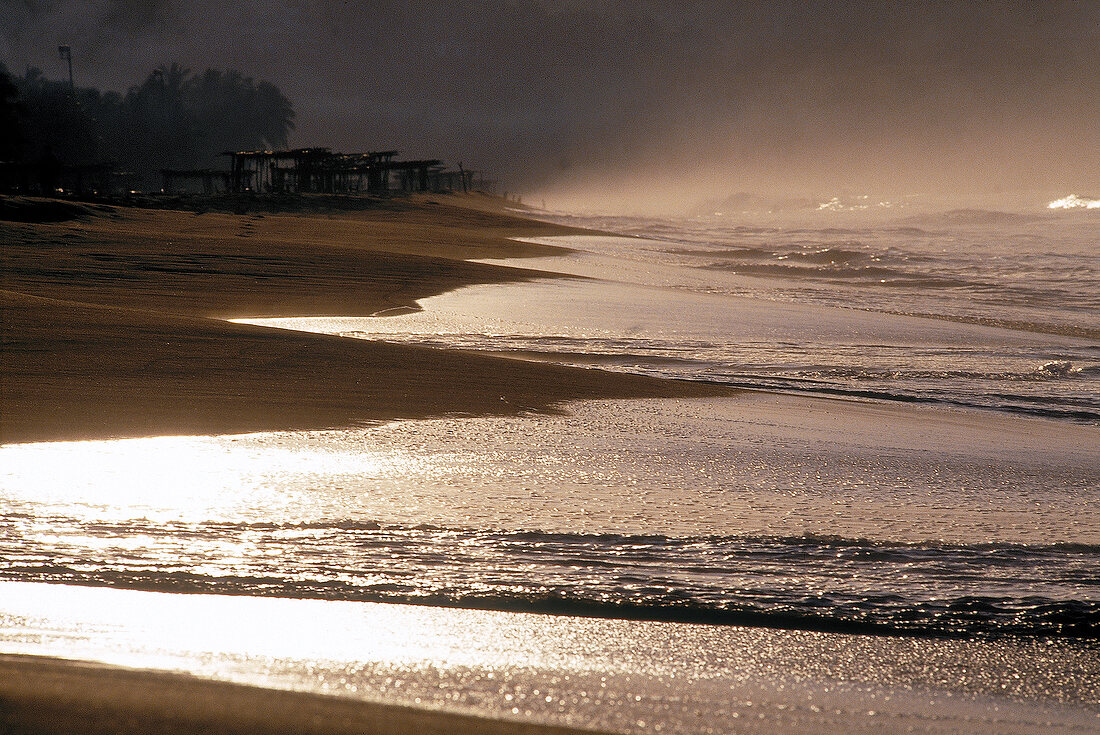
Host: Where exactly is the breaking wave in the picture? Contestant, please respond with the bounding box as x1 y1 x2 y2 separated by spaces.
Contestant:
1048 194 1100 210
705 260 969 288
2 516 1097 639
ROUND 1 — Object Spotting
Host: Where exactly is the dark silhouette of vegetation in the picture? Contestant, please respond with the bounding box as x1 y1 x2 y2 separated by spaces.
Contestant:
1 62 294 190
0 66 23 162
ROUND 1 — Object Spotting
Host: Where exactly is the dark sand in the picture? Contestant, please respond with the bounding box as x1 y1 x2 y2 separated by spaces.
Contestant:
0 655 610 735
1 194 728 443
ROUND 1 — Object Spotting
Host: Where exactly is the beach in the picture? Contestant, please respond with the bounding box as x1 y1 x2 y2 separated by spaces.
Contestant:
0 653 611 735
0 194 731 734
1 194 1097 734
0 196 725 443
2 580 1097 734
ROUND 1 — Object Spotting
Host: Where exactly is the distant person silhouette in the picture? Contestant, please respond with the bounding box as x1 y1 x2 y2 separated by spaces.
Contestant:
38 145 61 195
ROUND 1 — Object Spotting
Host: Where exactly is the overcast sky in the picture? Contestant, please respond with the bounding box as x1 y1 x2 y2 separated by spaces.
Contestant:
4 1 1097 211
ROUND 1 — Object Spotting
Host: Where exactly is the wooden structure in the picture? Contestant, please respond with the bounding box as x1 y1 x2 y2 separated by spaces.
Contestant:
161 169 231 194
427 167 476 193
222 148 462 195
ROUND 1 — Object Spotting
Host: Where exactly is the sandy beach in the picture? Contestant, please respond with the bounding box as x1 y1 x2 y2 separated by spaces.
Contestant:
1 194 1096 734
0 654 610 735
5 4 1098 733
0 194 733 733
1 195 727 443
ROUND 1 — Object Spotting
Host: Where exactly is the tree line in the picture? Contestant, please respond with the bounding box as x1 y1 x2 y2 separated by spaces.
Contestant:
0 62 295 190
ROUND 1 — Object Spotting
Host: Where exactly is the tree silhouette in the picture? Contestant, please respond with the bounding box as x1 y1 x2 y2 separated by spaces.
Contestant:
181 67 296 160
7 63 295 188
0 65 23 162
10 68 107 165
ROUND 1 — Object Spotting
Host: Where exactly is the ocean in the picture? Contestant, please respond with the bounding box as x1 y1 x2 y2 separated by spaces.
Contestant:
1 198 1098 731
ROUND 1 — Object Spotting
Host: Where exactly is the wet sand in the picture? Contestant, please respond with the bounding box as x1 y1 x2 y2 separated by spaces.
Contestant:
0 654 606 735
1 195 727 442
2 583 1097 735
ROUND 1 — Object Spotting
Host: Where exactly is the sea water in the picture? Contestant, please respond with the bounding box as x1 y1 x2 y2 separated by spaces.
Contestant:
339 205 1100 423
1 201 1098 730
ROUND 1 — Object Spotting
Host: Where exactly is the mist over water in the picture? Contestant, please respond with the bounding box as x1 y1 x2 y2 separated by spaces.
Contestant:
5 1 1098 206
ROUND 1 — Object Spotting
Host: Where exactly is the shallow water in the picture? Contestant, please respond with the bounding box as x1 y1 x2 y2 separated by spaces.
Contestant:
2 582 1097 734
3 396 1097 637
432 206 1100 423
246 273 1099 423
2 204 1098 730
537 208 1099 339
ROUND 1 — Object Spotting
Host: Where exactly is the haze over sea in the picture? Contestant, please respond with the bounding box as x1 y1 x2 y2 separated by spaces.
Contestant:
2 194 1098 732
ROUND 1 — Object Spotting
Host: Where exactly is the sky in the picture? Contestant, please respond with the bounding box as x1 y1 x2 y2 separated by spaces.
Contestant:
3 0 1098 212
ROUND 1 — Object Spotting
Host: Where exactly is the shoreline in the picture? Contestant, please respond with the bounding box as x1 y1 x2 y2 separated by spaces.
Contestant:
1 193 730 444
2 582 1097 735
3 193 1096 734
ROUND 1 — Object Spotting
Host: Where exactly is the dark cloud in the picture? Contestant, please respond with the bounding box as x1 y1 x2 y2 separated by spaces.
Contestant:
2 0 181 89
3 0 1097 209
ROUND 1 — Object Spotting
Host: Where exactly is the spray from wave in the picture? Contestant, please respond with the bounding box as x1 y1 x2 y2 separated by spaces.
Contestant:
1048 195 1100 210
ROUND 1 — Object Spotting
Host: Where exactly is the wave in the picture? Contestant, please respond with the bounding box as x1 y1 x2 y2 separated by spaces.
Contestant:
670 241 970 287
1036 360 1082 377
345 330 1100 424
12 515 1099 552
756 360 1093 385
707 375 1100 423
1048 194 1100 210
11 575 1097 639
901 209 1042 226
686 245 877 265
704 260 969 288
881 225 936 236
4 520 1098 639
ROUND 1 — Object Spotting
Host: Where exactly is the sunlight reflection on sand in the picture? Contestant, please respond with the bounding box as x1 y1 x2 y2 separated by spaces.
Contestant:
3 395 1097 543
2 582 1096 734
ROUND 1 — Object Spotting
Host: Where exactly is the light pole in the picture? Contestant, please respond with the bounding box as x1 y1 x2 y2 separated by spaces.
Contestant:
58 45 73 90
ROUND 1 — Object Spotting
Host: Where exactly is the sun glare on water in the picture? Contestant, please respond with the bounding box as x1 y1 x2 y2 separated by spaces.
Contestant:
0 433 408 523
0 581 577 679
